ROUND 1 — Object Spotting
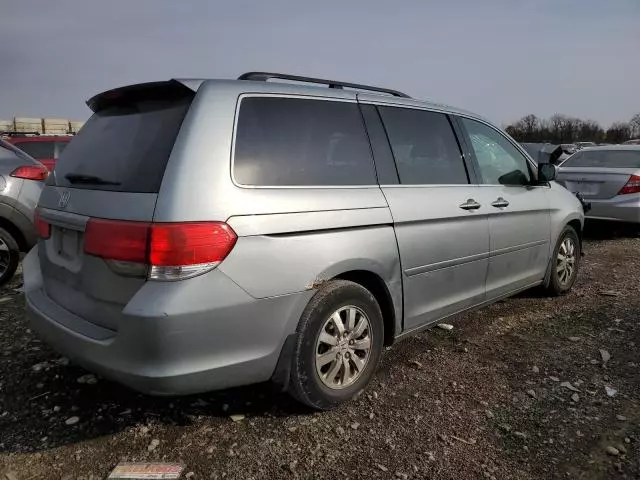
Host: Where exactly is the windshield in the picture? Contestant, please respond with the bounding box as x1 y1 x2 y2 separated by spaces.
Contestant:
561 149 640 168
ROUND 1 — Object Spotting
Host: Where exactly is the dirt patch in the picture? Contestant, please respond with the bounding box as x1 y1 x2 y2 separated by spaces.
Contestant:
0 232 638 479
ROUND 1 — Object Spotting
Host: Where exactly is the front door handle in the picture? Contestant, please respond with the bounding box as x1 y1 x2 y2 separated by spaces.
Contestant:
491 197 510 208
459 199 481 210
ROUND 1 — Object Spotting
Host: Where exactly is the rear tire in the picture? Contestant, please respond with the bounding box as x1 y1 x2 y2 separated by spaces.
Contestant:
544 225 580 296
0 227 20 286
288 280 384 410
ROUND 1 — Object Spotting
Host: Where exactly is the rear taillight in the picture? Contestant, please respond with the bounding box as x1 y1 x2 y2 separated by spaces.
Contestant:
84 219 237 281
34 210 51 239
10 165 49 181
618 175 640 195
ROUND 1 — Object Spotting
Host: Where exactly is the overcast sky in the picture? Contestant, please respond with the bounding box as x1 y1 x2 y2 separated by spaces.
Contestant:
1 0 638 126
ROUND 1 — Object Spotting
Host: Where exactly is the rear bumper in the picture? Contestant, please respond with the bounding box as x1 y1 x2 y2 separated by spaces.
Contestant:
24 247 312 395
586 194 640 224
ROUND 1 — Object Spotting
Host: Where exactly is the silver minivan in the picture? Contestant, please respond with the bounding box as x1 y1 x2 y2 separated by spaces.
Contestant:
24 73 584 409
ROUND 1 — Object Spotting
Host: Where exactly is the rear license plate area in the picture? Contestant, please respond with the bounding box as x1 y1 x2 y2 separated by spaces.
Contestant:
53 227 81 261
567 181 598 196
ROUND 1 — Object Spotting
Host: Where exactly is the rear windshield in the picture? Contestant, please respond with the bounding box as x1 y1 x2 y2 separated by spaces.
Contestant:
52 85 193 193
562 150 640 169
0 139 36 163
14 141 55 159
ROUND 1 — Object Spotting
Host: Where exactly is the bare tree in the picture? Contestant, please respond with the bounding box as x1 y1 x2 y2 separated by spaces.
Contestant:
629 113 640 139
605 122 631 144
548 114 566 143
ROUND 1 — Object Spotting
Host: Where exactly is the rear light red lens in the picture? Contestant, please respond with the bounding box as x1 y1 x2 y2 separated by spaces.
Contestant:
10 165 49 181
619 174 640 195
150 223 237 266
84 219 150 263
84 219 237 268
34 210 51 239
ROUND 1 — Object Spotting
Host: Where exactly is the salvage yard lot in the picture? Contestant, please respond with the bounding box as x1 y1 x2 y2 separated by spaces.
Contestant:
0 225 638 480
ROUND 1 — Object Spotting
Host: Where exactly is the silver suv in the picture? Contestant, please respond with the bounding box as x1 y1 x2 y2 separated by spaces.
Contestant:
0 138 46 285
24 73 584 409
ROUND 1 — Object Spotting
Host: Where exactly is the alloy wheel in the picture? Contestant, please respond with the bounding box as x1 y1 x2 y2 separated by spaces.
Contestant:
556 237 576 286
315 306 372 389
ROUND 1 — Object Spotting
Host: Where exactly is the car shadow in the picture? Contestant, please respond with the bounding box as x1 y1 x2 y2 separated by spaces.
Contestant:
0 341 310 453
582 220 638 240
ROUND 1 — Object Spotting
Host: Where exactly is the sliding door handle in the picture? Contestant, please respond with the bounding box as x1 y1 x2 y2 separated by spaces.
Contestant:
459 199 481 210
491 197 510 208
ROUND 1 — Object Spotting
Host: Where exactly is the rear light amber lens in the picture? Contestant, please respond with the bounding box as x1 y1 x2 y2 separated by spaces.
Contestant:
618 174 640 195
10 165 49 181
34 210 51 239
83 219 237 280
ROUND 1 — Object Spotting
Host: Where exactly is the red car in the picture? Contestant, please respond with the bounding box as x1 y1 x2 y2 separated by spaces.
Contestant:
5 135 72 171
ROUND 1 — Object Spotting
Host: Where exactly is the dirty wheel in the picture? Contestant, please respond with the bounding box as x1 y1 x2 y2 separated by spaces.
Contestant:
544 225 580 296
0 228 20 286
288 280 384 410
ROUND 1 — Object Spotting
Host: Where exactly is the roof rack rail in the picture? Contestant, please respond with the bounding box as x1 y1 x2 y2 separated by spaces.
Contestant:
238 72 411 98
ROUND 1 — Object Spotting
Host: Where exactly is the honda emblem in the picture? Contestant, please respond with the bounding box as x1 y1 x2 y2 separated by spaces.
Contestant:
58 190 71 209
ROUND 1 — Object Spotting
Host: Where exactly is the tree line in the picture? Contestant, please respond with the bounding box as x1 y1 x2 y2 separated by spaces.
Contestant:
505 113 640 145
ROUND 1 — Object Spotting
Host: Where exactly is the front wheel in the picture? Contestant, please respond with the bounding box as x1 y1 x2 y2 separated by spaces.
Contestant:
288 280 384 410
544 225 580 296
0 227 20 286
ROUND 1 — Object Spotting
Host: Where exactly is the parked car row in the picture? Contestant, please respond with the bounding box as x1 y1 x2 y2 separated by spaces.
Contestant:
556 146 640 224
2 72 634 409
520 140 640 224
1 133 72 171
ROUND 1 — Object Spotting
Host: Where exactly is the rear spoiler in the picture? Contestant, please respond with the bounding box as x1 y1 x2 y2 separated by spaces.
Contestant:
87 80 196 113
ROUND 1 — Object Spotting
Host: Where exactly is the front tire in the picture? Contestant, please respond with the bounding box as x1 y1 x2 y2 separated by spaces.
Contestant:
288 280 384 410
544 225 580 296
0 227 20 286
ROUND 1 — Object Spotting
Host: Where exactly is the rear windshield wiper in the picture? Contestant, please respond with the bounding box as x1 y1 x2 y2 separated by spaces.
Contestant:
64 173 121 186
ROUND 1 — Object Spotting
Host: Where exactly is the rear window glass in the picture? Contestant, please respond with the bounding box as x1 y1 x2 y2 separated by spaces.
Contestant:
14 141 55 159
0 140 36 163
234 97 376 186
562 150 640 169
53 87 193 193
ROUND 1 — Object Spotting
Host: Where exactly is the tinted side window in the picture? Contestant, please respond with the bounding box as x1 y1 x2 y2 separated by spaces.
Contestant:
461 118 532 186
234 97 376 186
15 141 55 159
378 107 468 185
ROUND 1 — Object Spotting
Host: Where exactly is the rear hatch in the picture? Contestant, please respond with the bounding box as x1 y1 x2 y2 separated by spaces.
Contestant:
557 149 640 199
36 80 195 331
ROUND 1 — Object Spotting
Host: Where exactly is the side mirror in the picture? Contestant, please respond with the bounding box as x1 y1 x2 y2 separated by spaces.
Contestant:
538 163 557 183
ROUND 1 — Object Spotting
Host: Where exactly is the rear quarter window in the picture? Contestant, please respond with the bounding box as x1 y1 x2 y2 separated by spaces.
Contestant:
233 96 377 186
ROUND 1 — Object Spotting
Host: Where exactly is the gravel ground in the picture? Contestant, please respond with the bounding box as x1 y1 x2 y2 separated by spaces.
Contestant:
0 224 638 480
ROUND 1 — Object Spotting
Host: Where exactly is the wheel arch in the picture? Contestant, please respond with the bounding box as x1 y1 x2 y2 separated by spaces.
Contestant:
0 216 28 252
333 269 398 346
